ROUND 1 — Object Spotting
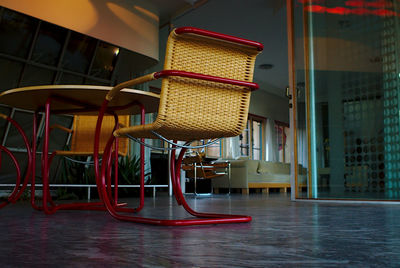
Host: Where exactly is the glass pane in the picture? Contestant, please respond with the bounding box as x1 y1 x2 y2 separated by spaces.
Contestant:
252 120 261 160
62 32 96 73
252 120 261 149
0 151 29 183
253 149 261 160
58 72 84 84
0 8 37 58
4 110 34 149
278 126 285 163
31 21 67 66
206 140 221 159
90 42 119 79
84 79 109 86
0 57 23 91
0 105 11 142
300 0 400 200
37 115 73 152
296 80 308 198
293 3 309 198
20 65 55 86
240 122 249 157
284 126 290 163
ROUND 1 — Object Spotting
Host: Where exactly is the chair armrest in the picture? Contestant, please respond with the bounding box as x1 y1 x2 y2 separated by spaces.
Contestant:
107 68 260 103
50 124 73 133
106 72 157 101
154 70 259 91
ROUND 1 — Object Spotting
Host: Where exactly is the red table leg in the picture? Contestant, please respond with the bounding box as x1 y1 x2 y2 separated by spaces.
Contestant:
40 97 111 214
94 100 145 214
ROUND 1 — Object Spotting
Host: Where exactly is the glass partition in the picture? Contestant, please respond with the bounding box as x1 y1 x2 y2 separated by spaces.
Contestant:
295 0 400 200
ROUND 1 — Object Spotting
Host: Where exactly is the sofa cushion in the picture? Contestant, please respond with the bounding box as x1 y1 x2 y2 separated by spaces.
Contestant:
257 161 290 174
247 160 261 173
235 156 250 160
248 173 290 183
229 160 247 168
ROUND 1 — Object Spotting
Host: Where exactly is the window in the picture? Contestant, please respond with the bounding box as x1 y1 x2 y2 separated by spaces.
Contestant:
240 114 264 160
0 8 37 58
90 42 119 79
275 123 290 163
205 140 222 159
239 121 249 157
62 31 97 73
252 119 262 160
188 139 222 159
31 21 67 66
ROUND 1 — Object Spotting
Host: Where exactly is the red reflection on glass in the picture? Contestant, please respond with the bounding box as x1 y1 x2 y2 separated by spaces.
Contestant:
304 3 399 17
370 8 397 16
350 7 371 15
305 5 326 13
345 0 364 7
326 7 350 15
298 0 325 3
345 0 393 8
366 1 393 8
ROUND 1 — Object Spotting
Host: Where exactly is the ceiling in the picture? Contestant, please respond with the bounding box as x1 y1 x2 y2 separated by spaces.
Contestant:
143 0 289 97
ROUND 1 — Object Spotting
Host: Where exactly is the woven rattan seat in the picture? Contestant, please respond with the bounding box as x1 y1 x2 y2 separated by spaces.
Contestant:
55 115 129 156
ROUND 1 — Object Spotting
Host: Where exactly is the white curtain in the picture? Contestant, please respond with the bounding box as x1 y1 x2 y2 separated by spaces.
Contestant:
265 118 278 162
297 124 308 168
223 136 240 159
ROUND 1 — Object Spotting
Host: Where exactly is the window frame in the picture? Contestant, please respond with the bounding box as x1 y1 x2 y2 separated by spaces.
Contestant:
240 114 265 160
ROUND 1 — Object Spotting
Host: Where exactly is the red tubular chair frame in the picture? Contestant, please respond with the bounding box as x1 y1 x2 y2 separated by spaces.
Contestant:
94 99 252 226
0 115 33 208
91 26 261 225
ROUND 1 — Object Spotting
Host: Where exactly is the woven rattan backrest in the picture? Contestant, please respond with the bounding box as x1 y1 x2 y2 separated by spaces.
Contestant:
153 30 261 141
70 115 129 155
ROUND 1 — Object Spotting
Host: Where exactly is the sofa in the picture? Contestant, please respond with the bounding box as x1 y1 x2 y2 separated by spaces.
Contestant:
212 159 307 194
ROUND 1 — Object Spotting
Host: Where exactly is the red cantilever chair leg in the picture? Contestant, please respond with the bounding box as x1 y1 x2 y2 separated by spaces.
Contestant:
93 102 251 226
0 114 33 208
0 146 21 208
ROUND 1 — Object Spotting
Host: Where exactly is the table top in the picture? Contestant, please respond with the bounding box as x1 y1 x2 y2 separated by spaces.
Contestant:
0 85 160 115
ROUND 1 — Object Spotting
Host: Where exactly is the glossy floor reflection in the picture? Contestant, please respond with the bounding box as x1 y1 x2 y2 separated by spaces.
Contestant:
1 193 400 267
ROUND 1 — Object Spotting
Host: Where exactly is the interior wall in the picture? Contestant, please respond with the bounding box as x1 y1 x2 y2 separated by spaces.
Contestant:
249 90 289 123
0 0 159 60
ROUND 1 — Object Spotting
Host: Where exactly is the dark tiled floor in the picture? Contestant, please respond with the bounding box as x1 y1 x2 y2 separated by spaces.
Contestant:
1 193 400 267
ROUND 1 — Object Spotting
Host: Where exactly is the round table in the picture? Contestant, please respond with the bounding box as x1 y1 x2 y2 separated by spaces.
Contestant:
0 84 160 115
0 84 160 212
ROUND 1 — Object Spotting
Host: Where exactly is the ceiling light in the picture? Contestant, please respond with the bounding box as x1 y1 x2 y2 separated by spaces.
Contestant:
259 63 274 70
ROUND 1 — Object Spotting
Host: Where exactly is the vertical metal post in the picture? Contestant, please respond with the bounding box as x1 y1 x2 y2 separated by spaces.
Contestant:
286 0 299 200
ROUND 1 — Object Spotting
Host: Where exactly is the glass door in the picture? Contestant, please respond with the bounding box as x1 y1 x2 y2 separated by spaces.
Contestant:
291 0 400 200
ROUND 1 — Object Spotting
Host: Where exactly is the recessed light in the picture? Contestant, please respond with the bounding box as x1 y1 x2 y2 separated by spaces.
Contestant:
259 64 274 70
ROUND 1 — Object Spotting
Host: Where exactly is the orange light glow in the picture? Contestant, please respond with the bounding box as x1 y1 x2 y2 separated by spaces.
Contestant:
133 5 159 22
106 2 158 47
0 0 98 32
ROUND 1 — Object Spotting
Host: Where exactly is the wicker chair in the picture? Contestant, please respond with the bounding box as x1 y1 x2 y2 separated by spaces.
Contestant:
95 27 263 226
43 115 137 212
182 153 229 195
54 115 129 156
